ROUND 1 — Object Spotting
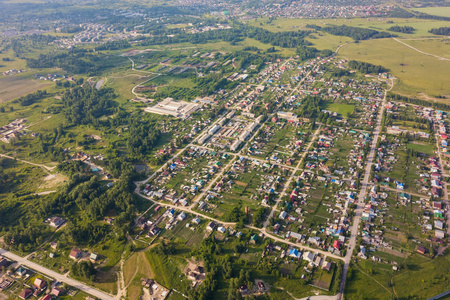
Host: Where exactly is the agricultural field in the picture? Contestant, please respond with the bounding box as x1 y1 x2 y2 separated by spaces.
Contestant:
0 76 53 103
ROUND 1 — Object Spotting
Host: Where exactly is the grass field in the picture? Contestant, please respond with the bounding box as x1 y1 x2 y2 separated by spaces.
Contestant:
414 7 450 18
406 142 434 155
0 76 53 103
248 17 450 38
322 102 355 116
338 38 450 98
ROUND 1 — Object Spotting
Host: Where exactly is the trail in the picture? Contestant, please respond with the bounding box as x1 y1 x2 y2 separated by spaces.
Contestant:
392 38 450 61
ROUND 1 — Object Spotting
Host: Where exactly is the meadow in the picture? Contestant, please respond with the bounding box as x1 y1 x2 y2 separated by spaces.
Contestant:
414 6 450 18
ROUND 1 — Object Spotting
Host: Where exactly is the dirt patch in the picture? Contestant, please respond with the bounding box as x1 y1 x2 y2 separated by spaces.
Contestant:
379 247 407 258
234 181 248 187
38 173 68 190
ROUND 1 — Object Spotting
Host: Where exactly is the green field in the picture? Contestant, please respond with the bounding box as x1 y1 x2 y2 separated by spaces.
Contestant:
414 6 450 18
406 142 434 155
322 102 355 116
338 38 450 98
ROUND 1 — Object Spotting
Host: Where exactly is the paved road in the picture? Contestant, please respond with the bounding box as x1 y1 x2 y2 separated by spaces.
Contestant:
0 248 117 300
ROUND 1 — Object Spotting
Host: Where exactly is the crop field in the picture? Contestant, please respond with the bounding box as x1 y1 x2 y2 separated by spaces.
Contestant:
0 76 53 103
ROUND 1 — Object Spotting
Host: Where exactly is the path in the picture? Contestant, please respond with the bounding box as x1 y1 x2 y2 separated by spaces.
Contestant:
0 248 117 300
0 153 56 172
392 38 450 61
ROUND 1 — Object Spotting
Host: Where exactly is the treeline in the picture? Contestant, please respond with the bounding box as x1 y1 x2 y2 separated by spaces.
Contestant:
95 40 131 51
297 45 333 61
388 25 415 34
61 85 116 126
321 25 395 40
139 25 314 49
70 261 96 280
429 27 450 36
348 60 388 74
26 48 126 74
26 51 95 74
388 93 450 111
14 90 48 106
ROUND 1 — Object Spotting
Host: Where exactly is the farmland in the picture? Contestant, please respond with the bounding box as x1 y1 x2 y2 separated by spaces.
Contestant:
0 76 53 103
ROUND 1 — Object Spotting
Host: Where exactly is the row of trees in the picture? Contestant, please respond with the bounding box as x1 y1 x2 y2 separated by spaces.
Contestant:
14 90 48 106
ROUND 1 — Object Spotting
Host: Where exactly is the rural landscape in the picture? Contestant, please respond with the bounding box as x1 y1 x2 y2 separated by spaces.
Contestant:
0 0 449 299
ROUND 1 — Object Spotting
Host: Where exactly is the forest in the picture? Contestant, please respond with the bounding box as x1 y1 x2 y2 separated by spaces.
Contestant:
321 25 395 40
348 60 388 74
61 86 117 126
429 27 450 35
388 25 416 34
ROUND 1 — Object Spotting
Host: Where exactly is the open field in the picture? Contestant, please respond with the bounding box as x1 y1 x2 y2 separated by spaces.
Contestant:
337 38 450 98
0 76 53 103
248 17 450 38
321 102 355 116
414 7 450 18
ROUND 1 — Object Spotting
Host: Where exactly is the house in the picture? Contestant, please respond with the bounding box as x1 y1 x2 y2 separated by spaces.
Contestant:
333 240 341 249
250 234 258 244
178 212 186 221
416 246 427 255
51 288 64 297
19 288 33 300
0 257 8 269
322 260 332 271
90 253 99 262
69 249 82 260
217 226 226 234
434 220 444 230
41 295 52 300
303 251 316 262
16 266 27 277
193 217 201 224
34 278 47 289
50 241 58 250
240 284 248 293
435 230 445 239
399 193 410 201
49 216 65 228
206 221 216 232
288 248 301 259
279 211 288 219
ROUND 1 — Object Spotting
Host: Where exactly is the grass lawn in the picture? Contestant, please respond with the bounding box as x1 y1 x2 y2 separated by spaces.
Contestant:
321 102 355 116
406 142 434 155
